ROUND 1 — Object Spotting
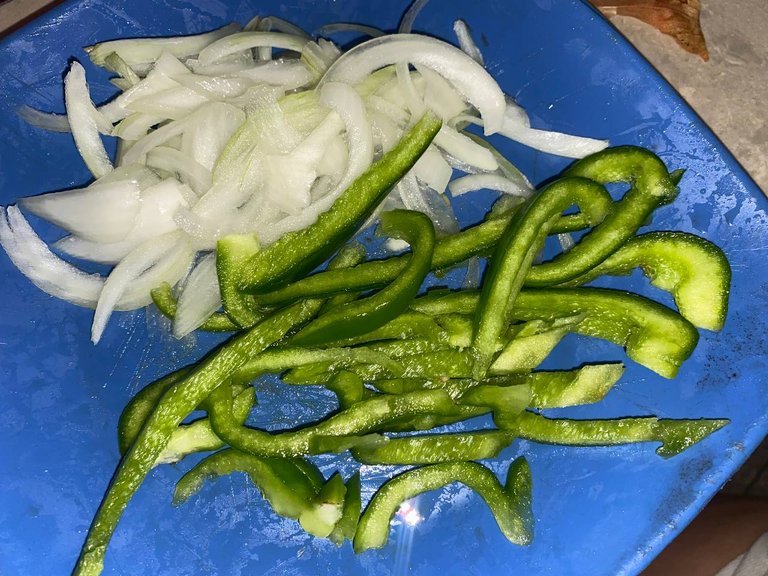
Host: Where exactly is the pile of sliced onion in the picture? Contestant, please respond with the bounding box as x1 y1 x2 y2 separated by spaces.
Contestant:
2 12 608 343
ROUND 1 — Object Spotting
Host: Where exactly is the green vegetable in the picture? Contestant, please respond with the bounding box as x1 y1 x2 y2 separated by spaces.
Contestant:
525 145 679 286
561 231 731 331
353 459 533 552
291 209 436 346
471 176 613 377
73 299 323 576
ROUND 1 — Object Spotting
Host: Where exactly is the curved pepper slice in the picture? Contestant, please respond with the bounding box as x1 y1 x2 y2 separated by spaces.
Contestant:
207 378 457 457
525 146 679 286
173 448 323 520
228 111 441 297
73 299 323 576
353 459 533 551
472 176 612 377
291 209 436 346
560 231 731 331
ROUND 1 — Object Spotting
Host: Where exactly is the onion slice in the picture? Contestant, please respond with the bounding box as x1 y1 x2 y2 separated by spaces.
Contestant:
92 230 193 343
321 34 505 134
0 205 104 308
64 61 114 178
173 253 222 338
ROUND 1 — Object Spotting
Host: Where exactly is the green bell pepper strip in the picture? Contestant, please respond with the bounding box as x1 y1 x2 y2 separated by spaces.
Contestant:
288 310 450 351
117 367 191 455
471 176 614 377
157 386 254 466
299 472 347 537
513 288 698 379
227 111 441 297
117 372 254 465
560 231 731 331
325 369 375 409
150 282 241 332
328 472 362 546
352 430 514 465
353 459 533 552
525 145 679 287
504 410 728 458
254 186 612 309
412 287 699 379
374 363 624 409
172 448 324 520
216 233 265 328
527 363 624 408
73 299 323 576
290 209 436 346
206 381 457 458
230 346 404 387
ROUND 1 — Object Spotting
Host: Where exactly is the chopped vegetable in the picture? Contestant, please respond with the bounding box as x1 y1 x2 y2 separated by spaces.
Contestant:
0 8 734 576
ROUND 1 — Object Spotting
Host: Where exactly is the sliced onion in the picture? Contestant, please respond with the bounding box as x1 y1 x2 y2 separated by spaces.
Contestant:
256 81 373 245
198 32 308 66
433 125 498 171
396 61 426 117
64 61 113 178
85 24 241 68
253 16 311 60
448 173 531 198
453 20 484 65
55 178 189 264
414 145 453 194
92 230 194 343
399 0 430 33
173 252 222 338
499 119 610 159
125 86 210 121
318 23 385 38
171 73 253 100
397 172 459 235
146 147 212 195
414 64 468 120
234 60 314 90
321 34 505 134
181 102 246 173
0 205 103 308
21 180 140 243
17 105 71 132
111 112 164 141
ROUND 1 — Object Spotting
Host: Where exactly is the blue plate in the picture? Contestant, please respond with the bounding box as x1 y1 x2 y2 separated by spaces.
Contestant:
1 1 766 575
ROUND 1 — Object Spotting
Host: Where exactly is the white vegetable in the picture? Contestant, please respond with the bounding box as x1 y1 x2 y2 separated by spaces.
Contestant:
197 32 308 66
453 20 484 65
64 61 114 178
0 205 104 308
448 173 532 198
85 24 241 68
92 230 193 343
21 180 140 243
173 253 222 338
321 34 506 134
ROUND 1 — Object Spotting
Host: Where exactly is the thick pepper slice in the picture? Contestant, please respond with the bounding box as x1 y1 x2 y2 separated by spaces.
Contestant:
73 299 323 576
290 209 436 346
353 459 533 552
560 231 731 331
525 145 679 286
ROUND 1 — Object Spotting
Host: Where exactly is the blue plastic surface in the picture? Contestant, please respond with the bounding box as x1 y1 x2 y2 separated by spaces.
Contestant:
1 1 767 575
